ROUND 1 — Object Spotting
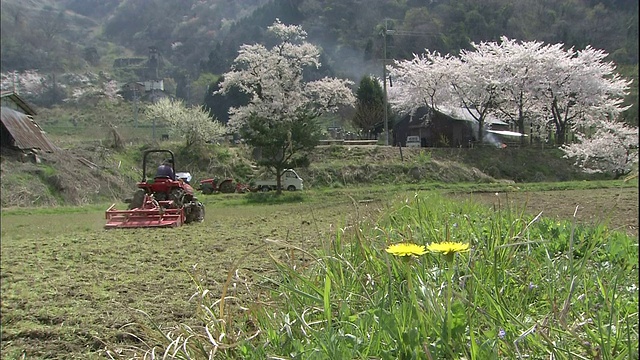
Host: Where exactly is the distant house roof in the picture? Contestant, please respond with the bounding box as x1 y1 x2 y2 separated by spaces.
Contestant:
1 107 57 153
1 91 37 116
435 106 507 126
122 81 145 89
402 105 508 126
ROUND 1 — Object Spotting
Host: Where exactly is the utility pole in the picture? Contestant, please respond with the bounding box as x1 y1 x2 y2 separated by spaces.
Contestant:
133 87 138 128
381 21 434 146
383 26 388 146
382 19 394 146
151 88 156 141
186 73 191 105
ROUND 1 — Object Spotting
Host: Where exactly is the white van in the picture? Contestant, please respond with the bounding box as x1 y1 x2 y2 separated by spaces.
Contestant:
406 136 421 148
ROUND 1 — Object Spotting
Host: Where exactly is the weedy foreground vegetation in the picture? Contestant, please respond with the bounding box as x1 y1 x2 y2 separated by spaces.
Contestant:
1 183 637 359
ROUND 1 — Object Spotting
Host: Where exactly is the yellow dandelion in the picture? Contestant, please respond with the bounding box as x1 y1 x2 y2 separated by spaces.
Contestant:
385 243 427 257
427 242 470 255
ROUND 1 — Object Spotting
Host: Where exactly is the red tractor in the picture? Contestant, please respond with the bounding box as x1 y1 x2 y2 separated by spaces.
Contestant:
199 177 250 194
199 177 236 194
105 149 205 229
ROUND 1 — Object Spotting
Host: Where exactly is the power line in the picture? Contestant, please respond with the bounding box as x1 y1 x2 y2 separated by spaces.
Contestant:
381 20 438 146
387 30 438 37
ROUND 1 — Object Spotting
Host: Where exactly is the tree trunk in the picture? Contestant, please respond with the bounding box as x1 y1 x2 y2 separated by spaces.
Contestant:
109 123 124 151
555 124 566 145
551 98 567 146
276 168 283 195
517 104 526 146
477 119 484 145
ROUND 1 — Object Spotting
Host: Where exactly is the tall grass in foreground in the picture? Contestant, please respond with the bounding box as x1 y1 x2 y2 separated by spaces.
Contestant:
121 192 639 359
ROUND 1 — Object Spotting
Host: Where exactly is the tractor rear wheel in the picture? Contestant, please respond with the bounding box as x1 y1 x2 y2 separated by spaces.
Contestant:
201 185 214 195
128 189 146 209
169 188 186 208
219 179 235 193
185 201 205 223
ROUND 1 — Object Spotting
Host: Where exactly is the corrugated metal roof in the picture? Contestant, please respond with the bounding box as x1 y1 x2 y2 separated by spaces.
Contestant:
437 106 507 125
406 105 508 126
1 107 57 152
0 91 37 115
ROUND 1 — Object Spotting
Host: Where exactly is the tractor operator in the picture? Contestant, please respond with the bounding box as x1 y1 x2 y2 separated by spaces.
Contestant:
156 159 176 180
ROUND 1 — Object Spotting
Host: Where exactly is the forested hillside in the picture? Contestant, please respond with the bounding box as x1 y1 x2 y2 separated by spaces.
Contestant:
0 0 638 123
2 0 637 73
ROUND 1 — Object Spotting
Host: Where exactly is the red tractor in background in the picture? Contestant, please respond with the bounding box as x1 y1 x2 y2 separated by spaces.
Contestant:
199 177 250 194
105 149 205 229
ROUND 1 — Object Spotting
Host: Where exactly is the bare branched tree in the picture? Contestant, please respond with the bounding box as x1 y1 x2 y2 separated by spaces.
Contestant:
351 103 384 139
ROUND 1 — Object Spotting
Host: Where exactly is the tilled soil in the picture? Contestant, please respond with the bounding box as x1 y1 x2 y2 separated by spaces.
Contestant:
449 187 639 236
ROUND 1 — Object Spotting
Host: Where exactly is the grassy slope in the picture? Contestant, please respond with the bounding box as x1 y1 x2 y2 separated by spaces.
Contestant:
0 141 610 208
303 145 604 187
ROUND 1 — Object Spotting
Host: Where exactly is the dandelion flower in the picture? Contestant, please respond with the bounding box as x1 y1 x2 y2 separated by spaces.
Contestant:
385 243 427 257
427 242 470 255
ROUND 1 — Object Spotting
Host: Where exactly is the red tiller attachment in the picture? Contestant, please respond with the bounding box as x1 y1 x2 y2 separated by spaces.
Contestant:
105 194 185 229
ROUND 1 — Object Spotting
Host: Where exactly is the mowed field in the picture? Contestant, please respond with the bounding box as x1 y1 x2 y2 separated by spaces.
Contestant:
0 185 637 359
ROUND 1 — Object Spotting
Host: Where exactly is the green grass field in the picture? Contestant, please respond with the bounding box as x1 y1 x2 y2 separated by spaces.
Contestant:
1 184 638 359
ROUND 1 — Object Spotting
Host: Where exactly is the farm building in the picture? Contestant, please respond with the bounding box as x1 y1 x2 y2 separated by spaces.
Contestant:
116 46 171 103
1 91 57 153
393 106 525 148
119 81 146 101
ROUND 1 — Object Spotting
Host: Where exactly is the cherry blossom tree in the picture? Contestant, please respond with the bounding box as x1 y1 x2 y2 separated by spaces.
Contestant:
388 45 506 144
550 46 637 176
484 38 564 143
67 78 121 104
562 119 638 178
537 45 632 145
0 70 66 106
217 20 355 194
387 50 454 114
388 37 633 153
0 70 48 97
450 43 507 144
145 98 226 148
1 70 123 106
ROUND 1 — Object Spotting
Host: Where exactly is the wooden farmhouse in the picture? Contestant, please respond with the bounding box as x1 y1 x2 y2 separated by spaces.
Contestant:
393 106 525 148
